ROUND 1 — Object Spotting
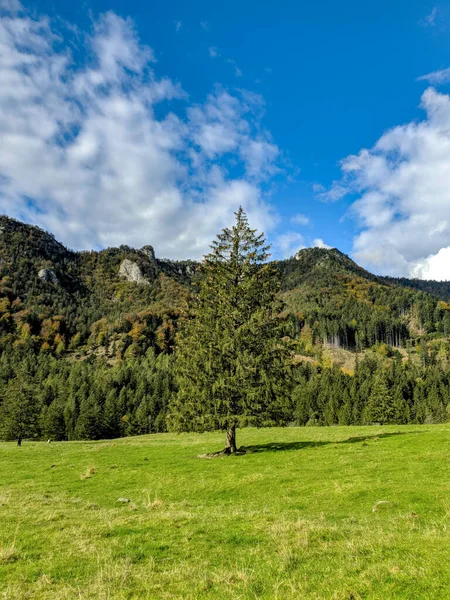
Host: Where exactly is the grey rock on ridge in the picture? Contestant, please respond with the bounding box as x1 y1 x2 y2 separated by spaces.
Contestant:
38 268 59 285
118 259 150 285
140 245 156 261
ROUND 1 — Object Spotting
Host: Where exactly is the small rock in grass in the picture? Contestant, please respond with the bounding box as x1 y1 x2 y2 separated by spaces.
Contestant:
117 498 131 503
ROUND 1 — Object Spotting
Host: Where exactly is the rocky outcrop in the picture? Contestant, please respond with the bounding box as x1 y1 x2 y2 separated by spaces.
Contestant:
38 268 59 285
140 245 156 261
173 263 196 277
118 259 150 285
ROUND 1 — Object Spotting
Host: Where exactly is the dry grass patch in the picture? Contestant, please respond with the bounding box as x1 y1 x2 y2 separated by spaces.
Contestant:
80 465 97 480
0 543 19 565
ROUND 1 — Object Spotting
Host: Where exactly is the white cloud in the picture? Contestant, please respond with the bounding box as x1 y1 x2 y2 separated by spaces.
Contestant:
290 213 309 226
208 48 242 77
175 20 182 32
0 7 281 259
188 90 279 180
411 246 450 280
312 182 326 194
419 6 438 27
276 231 305 258
312 238 331 249
417 67 450 85
329 86 450 280
317 182 347 202
0 0 23 12
200 21 208 31
225 58 243 78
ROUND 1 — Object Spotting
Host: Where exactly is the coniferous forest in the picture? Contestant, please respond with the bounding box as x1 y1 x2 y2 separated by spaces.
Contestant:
1 212 450 442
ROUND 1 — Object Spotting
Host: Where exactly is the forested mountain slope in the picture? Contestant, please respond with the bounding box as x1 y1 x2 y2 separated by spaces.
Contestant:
0 215 195 358
277 248 450 351
1 215 448 356
1 215 449 439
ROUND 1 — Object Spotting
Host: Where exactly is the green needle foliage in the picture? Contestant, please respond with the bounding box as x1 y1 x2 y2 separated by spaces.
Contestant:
0 372 40 444
168 208 292 451
364 373 395 425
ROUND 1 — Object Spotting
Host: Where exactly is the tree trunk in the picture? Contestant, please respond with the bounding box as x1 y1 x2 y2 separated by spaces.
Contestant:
224 423 237 454
17 436 22 447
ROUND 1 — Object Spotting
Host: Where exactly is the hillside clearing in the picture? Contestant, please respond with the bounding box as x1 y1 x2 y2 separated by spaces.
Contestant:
0 425 449 599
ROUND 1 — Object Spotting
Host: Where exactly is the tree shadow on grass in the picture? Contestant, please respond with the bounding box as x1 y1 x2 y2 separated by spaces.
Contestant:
240 431 412 454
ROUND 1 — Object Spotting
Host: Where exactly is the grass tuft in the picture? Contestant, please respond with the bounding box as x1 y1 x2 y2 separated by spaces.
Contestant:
80 465 97 480
144 494 163 510
0 544 19 564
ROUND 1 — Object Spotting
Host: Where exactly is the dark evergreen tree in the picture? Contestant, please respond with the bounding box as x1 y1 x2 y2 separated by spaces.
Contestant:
392 386 409 424
42 399 66 440
75 394 103 440
168 208 291 452
364 372 395 424
103 389 122 439
0 375 40 444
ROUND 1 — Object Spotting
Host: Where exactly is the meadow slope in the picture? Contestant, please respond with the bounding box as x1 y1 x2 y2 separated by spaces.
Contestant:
0 425 449 599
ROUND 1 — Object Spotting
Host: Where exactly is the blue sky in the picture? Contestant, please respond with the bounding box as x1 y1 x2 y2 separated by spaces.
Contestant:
2 0 450 278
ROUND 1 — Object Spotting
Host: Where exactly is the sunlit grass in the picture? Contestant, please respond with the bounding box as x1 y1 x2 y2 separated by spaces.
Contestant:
0 424 449 599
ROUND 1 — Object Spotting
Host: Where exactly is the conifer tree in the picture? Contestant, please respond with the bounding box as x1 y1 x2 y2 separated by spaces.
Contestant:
42 399 66 440
364 372 395 424
392 386 409 424
426 385 445 424
0 375 40 444
293 381 310 425
75 394 103 440
168 208 291 452
103 390 122 438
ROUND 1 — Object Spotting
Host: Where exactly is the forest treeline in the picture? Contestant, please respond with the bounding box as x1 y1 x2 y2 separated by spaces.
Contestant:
1 340 449 442
0 214 450 441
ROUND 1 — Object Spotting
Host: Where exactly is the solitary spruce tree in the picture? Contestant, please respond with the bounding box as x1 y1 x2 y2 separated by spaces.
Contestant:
0 375 40 444
167 208 291 453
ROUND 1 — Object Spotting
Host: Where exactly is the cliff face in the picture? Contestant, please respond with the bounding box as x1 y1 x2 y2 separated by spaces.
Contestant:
119 259 151 285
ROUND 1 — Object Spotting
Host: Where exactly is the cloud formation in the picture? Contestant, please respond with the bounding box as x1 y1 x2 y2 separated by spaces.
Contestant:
290 213 310 226
328 87 450 280
419 6 438 27
0 4 280 259
312 238 331 249
417 67 450 84
276 231 305 258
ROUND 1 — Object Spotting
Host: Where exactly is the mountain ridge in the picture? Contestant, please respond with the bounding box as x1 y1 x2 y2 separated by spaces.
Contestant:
3 213 449 294
1 214 450 359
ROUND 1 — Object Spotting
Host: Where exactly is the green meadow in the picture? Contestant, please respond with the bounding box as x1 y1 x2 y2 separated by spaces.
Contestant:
0 425 449 599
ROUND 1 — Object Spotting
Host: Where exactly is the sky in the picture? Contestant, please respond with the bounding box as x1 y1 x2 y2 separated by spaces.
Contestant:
2 0 450 279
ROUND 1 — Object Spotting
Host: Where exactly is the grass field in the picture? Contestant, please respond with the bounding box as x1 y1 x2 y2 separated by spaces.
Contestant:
0 425 449 599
